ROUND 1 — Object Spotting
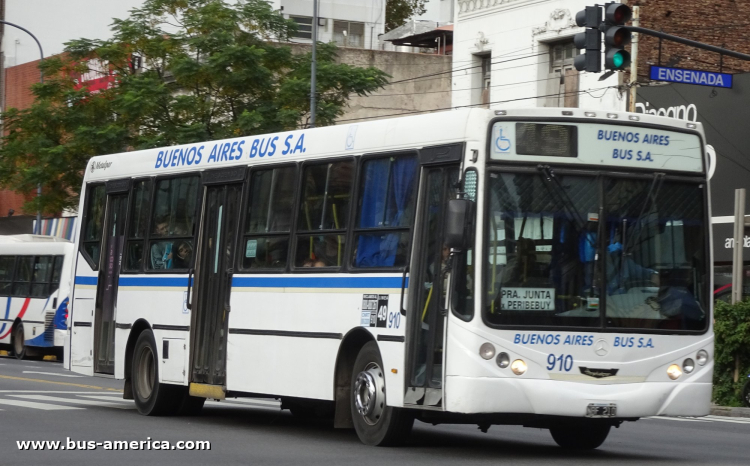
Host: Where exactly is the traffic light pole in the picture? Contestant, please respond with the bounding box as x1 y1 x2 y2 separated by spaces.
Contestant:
627 26 750 62
627 6 639 112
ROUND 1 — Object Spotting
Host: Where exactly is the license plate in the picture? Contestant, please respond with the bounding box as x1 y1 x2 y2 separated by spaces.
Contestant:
586 403 617 418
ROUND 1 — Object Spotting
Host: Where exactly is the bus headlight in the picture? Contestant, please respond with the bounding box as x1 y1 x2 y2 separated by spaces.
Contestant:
511 359 527 376
667 364 682 380
683 358 695 374
479 343 495 360
496 352 510 368
696 350 709 366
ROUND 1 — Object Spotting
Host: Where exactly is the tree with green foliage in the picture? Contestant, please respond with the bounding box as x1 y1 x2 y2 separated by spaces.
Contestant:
385 0 428 32
713 299 750 406
0 0 389 214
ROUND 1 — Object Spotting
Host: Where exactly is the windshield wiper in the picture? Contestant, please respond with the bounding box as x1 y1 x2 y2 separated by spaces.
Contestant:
536 165 595 250
623 172 665 252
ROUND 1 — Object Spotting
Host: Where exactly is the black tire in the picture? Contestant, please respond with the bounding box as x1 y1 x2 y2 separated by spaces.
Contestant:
351 341 414 446
175 388 206 416
288 403 318 419
131 330 179 416
286 401 334 420
742 381 750 408
549 422 611 450
12 324 26 360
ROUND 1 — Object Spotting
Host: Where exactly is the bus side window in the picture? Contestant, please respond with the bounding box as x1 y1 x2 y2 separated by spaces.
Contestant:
51 255 64 291
124 179 152 272
353 156 418 268
13 256 34 297
147 176 199 271
31 255 54 298
243 166 298 270
81 184 107 269
294 160 353 269
0 256 15 296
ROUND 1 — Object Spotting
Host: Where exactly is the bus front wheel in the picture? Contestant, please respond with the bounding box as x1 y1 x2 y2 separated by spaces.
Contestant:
549 422 611 449
350 341 413 446
132 329 178 415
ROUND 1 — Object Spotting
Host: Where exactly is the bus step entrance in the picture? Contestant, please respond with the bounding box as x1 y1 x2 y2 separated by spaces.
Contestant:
189 383 225 401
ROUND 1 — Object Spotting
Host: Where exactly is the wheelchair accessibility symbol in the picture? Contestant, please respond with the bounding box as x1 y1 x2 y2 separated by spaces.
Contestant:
495 128 511 152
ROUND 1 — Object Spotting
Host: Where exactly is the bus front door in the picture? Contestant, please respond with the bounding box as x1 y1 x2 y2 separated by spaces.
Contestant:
406 157 460 408
94 186 128 375
190 181 243 390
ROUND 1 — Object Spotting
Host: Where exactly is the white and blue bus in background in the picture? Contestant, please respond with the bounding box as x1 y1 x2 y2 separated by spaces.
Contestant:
0 235 73 359
68 108 712 449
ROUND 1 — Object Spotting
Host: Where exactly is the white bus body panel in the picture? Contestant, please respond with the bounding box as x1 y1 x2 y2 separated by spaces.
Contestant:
226 274 405 403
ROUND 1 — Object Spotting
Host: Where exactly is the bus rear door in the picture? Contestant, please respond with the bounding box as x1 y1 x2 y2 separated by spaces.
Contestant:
93 180 129 374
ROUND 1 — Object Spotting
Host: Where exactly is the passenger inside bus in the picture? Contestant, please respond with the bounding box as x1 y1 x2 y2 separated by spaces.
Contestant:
150 218 171 269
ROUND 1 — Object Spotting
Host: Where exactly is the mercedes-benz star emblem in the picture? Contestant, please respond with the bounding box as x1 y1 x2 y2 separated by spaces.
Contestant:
594 339 609 357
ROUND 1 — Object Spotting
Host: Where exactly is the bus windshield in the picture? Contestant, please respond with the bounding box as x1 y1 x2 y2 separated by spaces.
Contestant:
484 169 707 332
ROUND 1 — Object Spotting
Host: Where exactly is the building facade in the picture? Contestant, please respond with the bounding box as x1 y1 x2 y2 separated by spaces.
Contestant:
281 0 385 50
451 0 624 111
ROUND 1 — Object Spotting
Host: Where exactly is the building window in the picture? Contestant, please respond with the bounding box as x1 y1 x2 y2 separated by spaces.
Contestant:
546 41 579 108
333 21 365 48
481 55 492 106
290 16 313 40
471 54 491 107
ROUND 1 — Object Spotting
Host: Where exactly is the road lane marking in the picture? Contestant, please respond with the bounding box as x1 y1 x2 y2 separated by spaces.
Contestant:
9 394 135 409
646 416 710 422
77 395 132 403
703 415 750 424
0 390 118 394
0 374 121 391
0 398 84 410
22 371 84 378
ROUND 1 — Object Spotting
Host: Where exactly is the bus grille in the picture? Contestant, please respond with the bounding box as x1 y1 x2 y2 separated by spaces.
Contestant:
44 312 55 343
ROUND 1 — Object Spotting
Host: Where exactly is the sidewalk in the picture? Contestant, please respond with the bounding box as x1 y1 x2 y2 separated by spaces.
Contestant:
710 405 750 418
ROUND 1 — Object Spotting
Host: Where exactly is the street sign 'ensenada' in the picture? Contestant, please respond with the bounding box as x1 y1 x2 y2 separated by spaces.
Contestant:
650 65 733 88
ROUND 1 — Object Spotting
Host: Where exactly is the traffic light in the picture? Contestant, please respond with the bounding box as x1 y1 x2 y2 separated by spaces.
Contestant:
573 6 602 72
602 3 632 70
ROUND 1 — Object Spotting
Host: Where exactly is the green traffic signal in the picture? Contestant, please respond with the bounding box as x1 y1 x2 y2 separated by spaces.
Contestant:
613 52 624 68
605 49 631 70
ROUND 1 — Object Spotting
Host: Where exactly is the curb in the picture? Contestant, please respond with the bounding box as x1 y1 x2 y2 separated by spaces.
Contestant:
710 405 750 418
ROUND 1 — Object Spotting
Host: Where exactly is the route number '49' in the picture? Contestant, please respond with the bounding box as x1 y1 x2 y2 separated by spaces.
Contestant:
547 353 574 372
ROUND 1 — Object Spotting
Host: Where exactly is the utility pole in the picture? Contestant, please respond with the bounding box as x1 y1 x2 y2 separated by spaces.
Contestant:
309 0 318 128
0 21 44 234
732 189 745 306
628 6 639 112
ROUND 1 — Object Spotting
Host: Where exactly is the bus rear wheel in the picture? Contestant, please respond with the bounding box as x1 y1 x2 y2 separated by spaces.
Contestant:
351 341 413 446
12 324 26 360
132 329 178 415
549 422 611 450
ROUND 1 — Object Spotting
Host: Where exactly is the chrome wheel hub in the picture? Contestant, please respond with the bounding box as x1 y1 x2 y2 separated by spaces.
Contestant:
354 362 385 426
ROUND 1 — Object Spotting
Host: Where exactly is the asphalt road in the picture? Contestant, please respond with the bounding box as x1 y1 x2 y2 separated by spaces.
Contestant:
0 355 747 466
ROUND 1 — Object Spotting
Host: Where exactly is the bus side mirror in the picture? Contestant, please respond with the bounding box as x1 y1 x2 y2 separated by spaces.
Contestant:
444 199 475 251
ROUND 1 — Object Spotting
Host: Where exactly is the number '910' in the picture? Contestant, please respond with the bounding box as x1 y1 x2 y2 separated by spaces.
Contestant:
547 354 574 372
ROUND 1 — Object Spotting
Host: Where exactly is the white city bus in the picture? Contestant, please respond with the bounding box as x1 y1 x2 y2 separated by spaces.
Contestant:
67 108 712 449
0 235 73 359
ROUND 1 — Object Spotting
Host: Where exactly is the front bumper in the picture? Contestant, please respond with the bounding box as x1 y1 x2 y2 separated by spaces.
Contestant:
444 376 712 418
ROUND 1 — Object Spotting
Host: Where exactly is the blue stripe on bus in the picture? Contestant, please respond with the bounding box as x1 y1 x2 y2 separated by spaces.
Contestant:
78 275 408 289
75 276 98 285
119 277 190 287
